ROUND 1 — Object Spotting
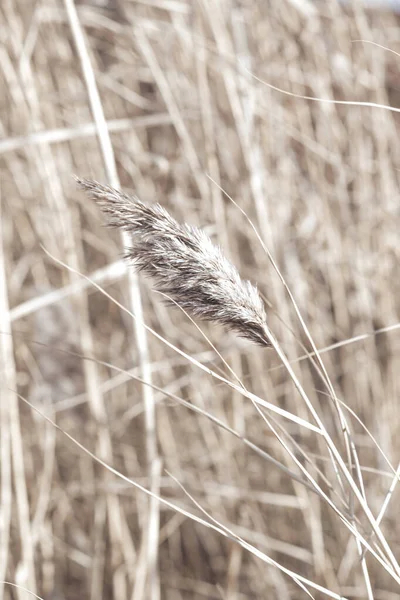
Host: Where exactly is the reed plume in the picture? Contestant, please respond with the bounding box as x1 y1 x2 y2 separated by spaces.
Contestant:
77 178 271 347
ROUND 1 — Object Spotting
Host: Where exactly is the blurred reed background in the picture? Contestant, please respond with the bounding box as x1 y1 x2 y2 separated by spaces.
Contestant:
1 1 400 599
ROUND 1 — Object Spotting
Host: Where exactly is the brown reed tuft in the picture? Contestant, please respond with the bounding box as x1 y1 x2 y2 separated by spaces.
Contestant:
77 178 271 347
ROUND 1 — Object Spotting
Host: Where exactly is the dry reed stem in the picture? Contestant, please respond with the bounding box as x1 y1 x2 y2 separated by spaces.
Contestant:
0 193 36 598
63 1 160 598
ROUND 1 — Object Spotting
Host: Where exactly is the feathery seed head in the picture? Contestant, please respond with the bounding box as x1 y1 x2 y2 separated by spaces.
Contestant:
77 178 271 348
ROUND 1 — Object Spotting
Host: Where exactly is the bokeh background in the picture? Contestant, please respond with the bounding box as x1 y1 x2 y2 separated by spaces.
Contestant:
1 1 400 599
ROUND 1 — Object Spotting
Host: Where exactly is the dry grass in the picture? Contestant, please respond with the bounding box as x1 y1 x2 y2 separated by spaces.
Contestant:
1 1 400 599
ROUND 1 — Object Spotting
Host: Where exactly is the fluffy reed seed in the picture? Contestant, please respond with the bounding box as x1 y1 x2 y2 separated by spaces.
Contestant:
77 178 271 347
